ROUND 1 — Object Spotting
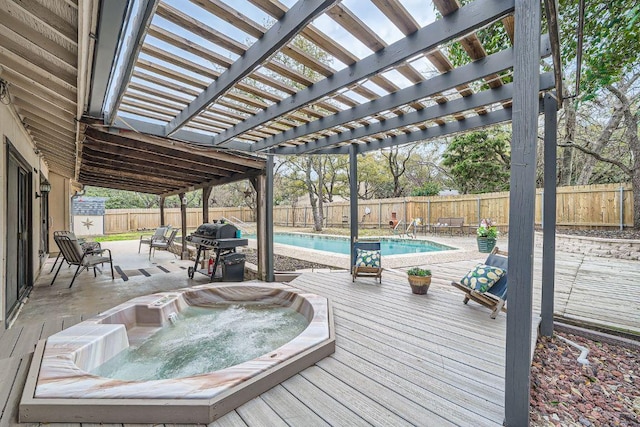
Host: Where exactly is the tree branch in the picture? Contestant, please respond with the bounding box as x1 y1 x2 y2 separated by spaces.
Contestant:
558 142 631 175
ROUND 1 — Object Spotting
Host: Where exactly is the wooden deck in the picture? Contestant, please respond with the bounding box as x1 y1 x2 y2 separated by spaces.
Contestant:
2 240 638 426
2 269 525 426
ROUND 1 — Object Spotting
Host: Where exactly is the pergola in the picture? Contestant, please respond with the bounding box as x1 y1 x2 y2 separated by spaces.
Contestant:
0 0 563 424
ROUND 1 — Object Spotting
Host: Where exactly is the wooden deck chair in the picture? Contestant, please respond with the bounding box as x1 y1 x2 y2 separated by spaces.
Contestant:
51 231 114 288
352 240 382 283
149 229 178 259
451 247 508 318
139 225 170 253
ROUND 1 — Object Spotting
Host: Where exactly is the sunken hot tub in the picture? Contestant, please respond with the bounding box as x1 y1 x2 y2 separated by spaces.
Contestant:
20 283 335 424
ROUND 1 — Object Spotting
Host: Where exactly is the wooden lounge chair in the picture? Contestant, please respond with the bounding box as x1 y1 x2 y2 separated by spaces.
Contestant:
451 247 508 318
51 231 114 288
149 229 178 259
139 225 170 253
352 240 382 283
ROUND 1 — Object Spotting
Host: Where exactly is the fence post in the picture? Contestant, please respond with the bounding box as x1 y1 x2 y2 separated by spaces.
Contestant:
427 200 431 232
476 198 481 226
304 206 307 227
378 202 382 230
540 190 544 229
403 200 407 224
620 185 624 230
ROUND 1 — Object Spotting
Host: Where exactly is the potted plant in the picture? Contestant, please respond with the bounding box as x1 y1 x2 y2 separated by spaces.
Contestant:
407 267 432 294
476 218 498 253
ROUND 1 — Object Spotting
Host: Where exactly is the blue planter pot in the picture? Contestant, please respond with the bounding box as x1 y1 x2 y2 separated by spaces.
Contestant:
477 237 496 253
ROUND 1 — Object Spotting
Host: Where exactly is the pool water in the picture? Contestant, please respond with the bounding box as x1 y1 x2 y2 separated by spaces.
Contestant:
91 305 308 381
267 233 453 255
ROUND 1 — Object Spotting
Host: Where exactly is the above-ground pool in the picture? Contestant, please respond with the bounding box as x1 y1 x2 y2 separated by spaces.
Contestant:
266 232 454 255
20 283 335 424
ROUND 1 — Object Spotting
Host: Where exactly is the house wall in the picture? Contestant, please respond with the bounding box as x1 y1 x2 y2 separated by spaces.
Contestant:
48 172 72 253
0 102 46 326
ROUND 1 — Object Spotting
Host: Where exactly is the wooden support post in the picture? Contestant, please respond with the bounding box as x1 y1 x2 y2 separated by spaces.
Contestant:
265 156 274 281
505 0 540 425
349 145 358 265
159 196 165 226
541 93 558 337
255 175 267 281
202 186 212 224
179 192 188 260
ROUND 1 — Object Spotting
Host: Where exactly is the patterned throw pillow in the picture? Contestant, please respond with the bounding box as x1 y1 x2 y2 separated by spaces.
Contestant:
460 264 505 293
355 249 381 268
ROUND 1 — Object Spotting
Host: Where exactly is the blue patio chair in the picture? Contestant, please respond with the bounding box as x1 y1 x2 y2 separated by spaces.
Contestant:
352 240 382 283
451 247 508 318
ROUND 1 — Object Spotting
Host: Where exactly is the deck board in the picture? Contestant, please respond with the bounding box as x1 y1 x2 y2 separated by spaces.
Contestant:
209 410 248 427
258 385 329 427
0 355 31 427
235 398 289 427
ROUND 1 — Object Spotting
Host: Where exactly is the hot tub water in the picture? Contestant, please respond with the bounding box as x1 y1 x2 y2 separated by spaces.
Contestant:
92 304 308 381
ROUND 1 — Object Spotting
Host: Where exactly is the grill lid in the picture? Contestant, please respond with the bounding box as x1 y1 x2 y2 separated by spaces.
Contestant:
192 222 237 239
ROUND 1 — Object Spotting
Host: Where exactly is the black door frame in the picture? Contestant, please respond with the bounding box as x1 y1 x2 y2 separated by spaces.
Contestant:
4 137 34 326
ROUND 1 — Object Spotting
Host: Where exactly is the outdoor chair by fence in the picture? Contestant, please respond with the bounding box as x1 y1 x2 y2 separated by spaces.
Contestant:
139 226 170 253
149 229 178 259
352 240 382 283
451 247 508 318
51 231 114 288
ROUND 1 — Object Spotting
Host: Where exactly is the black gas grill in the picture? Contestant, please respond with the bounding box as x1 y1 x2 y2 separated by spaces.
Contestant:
186 222 248 281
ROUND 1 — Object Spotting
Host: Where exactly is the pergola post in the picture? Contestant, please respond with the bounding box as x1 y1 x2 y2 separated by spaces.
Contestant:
254 175 266 281
202 186 212 223
541 93 558 336
159 196 165 226
179 192 188 260
265 155 274 282
349 145 358 265
255 159 274 282
505 0 540 425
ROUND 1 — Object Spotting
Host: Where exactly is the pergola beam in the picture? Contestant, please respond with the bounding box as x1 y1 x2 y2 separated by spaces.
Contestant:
211 0 515 148
111 117 253 152
87 0 129 116
163 0 339 137
275 72 554 155
314 107 516 155
105 0 160 124
159 170 264 198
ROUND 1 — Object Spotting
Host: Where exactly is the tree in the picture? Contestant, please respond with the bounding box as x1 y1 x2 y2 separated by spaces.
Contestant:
559 72 640 227
556 0 640 190
382 145 418 197
441 130 511 194
355 153 389 199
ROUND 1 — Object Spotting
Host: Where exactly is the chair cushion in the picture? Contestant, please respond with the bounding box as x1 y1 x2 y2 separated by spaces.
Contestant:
355 248 381 268
460 264 505 293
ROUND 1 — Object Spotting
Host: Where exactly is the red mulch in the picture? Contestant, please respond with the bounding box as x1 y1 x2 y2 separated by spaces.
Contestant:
530 333 640 426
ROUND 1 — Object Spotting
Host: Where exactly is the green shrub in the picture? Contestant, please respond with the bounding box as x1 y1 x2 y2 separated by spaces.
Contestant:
407 267 431 277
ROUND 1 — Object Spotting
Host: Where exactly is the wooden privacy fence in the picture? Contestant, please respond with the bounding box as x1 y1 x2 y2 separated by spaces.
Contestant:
103 183 633 234
104 207 255 234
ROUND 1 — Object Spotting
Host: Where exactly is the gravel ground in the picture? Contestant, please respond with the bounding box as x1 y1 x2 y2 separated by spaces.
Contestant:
530 333 640 426
242 248 335 271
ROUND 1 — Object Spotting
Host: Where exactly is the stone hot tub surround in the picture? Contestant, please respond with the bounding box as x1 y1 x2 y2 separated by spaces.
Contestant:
20 283 335 424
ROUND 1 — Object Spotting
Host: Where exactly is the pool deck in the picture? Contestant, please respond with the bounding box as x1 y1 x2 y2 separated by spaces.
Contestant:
2 235 639 425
